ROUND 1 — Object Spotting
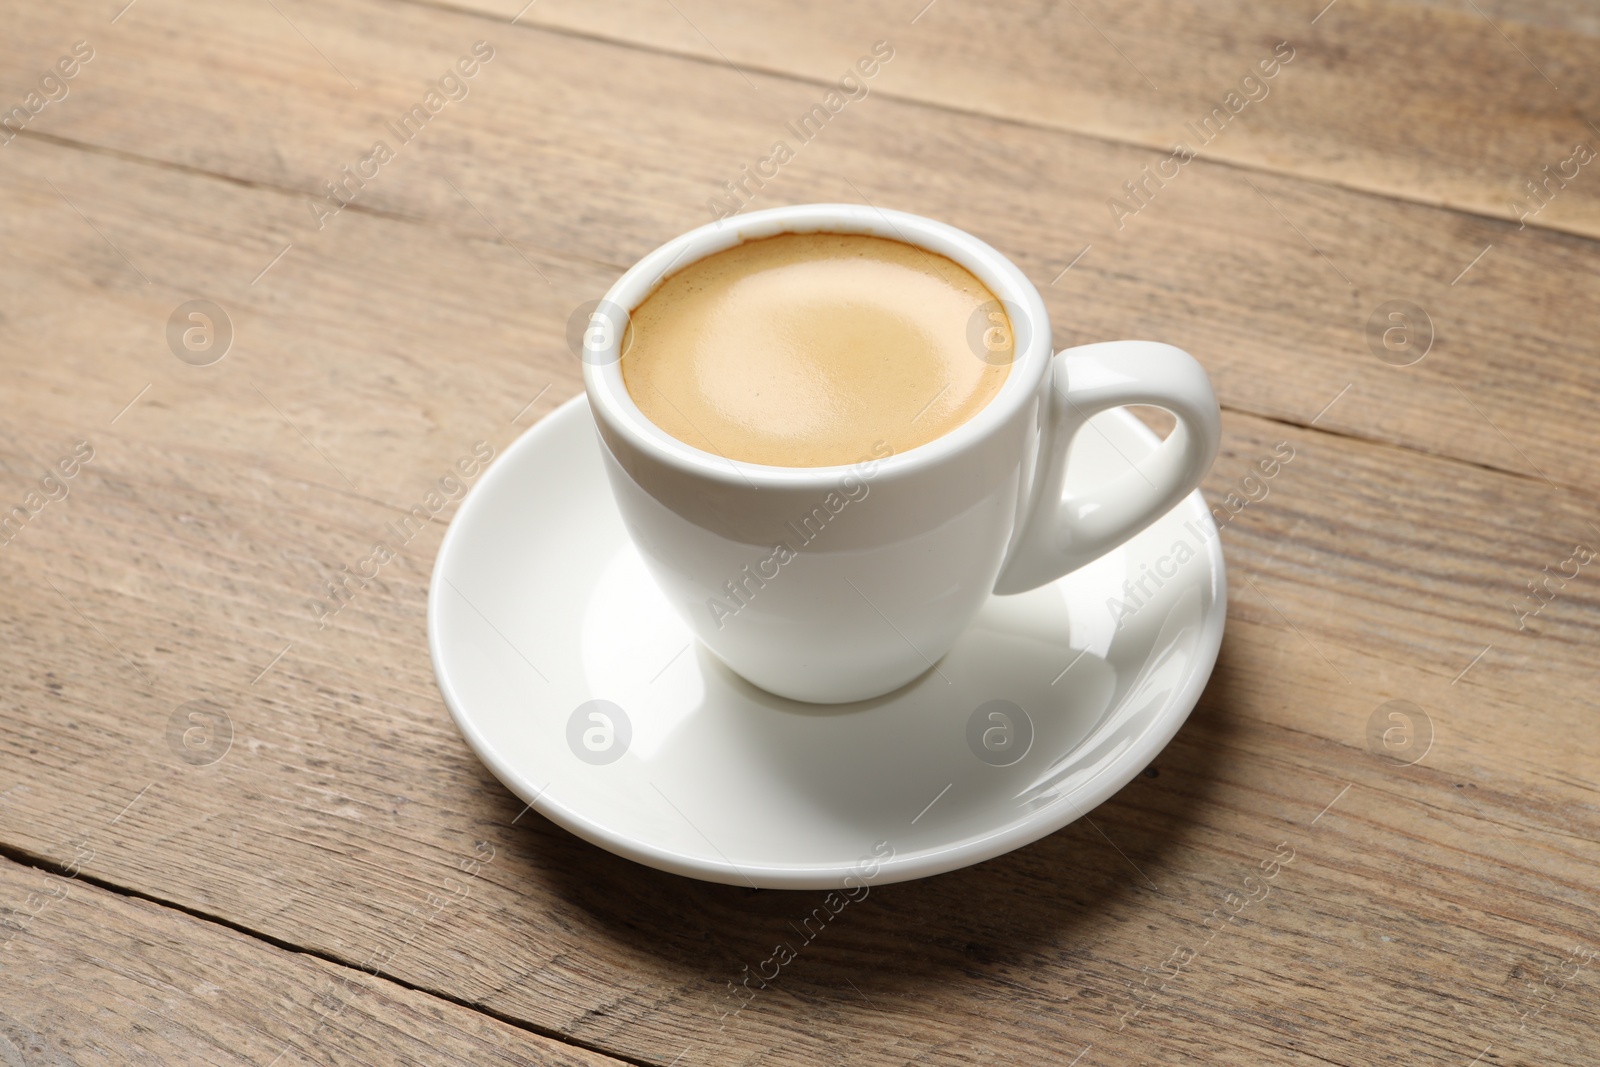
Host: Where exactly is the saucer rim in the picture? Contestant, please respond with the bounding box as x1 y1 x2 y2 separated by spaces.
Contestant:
428 394 1226 889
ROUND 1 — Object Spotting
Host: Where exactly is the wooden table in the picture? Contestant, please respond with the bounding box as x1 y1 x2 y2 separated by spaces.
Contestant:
2 1 1597 1063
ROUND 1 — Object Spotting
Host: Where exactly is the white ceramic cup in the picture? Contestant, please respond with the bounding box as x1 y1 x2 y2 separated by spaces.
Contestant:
581 204 1220 704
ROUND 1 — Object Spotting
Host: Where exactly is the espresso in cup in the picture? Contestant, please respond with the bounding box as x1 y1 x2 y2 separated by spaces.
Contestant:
621 232 1012 468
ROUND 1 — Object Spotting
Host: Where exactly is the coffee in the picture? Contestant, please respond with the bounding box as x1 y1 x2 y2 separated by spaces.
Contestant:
621 232 1011 468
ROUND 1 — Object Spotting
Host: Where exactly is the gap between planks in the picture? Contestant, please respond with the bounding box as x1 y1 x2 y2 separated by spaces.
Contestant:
0 839 655 1067
386 0 1600 246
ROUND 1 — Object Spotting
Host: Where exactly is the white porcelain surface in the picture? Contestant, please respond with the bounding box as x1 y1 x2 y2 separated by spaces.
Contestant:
581 204 1220 703
428 396 1226 889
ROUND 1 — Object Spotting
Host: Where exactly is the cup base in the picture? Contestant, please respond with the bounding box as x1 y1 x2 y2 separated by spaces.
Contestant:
704 639 938 705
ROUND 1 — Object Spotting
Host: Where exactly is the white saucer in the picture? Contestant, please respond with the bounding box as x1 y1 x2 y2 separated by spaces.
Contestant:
428 396 1225 889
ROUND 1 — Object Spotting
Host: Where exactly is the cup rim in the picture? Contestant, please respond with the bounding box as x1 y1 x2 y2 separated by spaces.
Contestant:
581 203 1051 486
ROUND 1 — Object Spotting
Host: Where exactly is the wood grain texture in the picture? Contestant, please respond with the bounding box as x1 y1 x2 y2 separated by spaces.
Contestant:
3 0 1596 495
429 0 1600 240
1 139 1597 1063
0 0 1597 1065
0 854 627 1066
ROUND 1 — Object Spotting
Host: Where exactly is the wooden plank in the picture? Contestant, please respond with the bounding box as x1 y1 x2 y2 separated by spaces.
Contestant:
0 132 1597 1064
0 853 628 1066
2 0 1596 495
425 0 1600 241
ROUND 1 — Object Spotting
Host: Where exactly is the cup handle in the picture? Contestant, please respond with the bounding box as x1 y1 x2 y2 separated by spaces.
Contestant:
993 340 1221 595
